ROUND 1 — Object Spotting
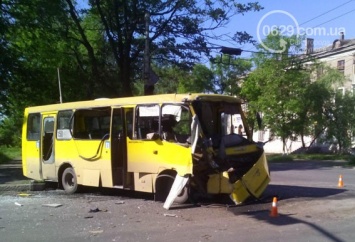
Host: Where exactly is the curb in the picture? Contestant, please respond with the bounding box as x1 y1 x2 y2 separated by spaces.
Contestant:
0 181 47 193
0 183 32 192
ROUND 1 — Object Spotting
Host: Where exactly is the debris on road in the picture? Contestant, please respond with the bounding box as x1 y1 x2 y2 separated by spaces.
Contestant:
18 193 31 197
89 207 107 213
89 207 101 213
42 203 63 208
163 213 178 217
14 202 23 206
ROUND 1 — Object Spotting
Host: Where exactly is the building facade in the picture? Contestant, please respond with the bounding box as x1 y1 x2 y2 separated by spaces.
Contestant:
258 33 355 154
306 33 355 93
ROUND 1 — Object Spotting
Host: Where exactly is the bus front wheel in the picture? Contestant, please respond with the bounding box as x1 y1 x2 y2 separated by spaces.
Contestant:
155 174 189 204
62 167 78 194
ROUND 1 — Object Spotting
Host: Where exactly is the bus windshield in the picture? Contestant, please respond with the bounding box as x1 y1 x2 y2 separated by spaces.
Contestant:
192 100 247 140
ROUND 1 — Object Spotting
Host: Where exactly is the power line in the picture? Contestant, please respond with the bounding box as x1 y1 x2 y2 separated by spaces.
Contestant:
299 0 354 26
311 7 355 29
239 1 355 56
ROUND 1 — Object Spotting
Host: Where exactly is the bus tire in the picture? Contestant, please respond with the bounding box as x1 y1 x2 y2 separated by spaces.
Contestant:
155 174 189 204
62 167 78 194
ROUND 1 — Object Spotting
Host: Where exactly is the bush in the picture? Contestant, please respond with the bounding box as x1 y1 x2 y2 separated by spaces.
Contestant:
0 146 21 164
0 116 22 147
267 153 352 163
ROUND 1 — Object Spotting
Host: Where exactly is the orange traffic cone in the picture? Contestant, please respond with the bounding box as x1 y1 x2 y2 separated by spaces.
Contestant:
338 175 344 188
269 197 278 217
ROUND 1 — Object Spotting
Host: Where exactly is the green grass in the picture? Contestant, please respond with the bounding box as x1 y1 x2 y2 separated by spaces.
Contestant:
267 153 355 164
0 146 21 164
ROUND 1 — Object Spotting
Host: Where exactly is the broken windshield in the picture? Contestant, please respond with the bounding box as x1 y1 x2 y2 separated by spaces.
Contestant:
192 100 246 140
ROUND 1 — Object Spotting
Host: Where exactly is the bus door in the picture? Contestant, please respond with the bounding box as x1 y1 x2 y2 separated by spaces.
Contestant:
111 107 127 187
41 113 56 180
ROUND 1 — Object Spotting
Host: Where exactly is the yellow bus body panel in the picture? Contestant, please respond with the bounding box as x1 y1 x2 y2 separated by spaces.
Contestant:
21 109 41 179
230 153 270 204
55 139 112 187
127 139 192 176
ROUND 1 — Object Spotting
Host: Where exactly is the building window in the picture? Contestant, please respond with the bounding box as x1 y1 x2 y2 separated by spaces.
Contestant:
337 60 345 74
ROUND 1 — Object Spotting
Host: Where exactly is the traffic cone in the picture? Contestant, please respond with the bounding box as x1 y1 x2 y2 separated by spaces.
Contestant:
338 175 344 188
269 197 278 217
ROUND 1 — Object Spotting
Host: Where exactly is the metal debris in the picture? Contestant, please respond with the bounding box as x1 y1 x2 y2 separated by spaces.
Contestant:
89 207 107 213
18 193 31 197
89 208 101 213
42 204 63 208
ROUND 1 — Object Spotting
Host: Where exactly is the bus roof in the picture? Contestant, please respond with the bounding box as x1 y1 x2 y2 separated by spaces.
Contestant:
25 93 242 113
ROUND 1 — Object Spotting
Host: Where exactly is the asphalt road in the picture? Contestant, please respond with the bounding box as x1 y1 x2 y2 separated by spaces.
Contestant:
0 159 354 242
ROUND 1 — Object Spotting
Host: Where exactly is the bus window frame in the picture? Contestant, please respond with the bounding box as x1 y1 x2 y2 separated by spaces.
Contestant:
134 104 160 140
72 107 111 140
57 110 73 140
27 113 41 141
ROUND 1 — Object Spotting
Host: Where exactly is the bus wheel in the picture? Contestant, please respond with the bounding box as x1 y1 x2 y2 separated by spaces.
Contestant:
62 167 78 194
155 174 189 204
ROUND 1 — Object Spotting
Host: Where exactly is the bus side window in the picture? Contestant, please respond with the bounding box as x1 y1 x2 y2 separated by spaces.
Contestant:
73 108 111 140
27 113 41 141
135 105 159 140
57 110 73 140
161 104 191 143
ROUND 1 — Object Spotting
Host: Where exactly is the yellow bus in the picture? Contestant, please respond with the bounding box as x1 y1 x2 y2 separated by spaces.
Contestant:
22 93 270 209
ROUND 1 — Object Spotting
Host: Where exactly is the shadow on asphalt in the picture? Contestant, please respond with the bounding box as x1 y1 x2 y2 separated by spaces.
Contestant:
224 183 346 216
0 163 30 185
265 184 346 200
225 184 347 242
242 211 344 242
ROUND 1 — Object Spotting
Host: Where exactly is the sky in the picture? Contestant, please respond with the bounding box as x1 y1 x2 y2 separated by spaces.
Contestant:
215 0 355 58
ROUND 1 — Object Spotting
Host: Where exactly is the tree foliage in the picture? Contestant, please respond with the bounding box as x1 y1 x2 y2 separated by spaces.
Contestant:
210 55 252 95
241 31 349 153
0 0 262 146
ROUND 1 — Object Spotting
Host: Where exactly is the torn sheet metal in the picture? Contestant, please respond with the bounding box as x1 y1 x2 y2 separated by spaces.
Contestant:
163 175 189 210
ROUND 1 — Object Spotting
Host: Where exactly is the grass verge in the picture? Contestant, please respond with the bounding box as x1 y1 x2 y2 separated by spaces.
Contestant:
267 153 355 164
0 146 21 164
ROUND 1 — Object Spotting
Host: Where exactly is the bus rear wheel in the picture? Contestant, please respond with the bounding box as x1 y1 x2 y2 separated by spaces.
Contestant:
155 174 189 204
62 167 78 194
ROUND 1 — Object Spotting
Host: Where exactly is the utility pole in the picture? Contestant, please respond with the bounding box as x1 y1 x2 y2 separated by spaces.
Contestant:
57 68 63 103
144 12 154 95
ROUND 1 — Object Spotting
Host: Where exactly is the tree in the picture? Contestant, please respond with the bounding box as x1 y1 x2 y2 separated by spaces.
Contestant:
177 64 215 93
0 0 262 146
241 30 349 153
210 55 252 95
66 0 262 96
241 31 309 153
325 91 355 153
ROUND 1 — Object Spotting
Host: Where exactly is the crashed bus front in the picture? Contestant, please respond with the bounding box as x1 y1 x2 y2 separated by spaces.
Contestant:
188 97 270 205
